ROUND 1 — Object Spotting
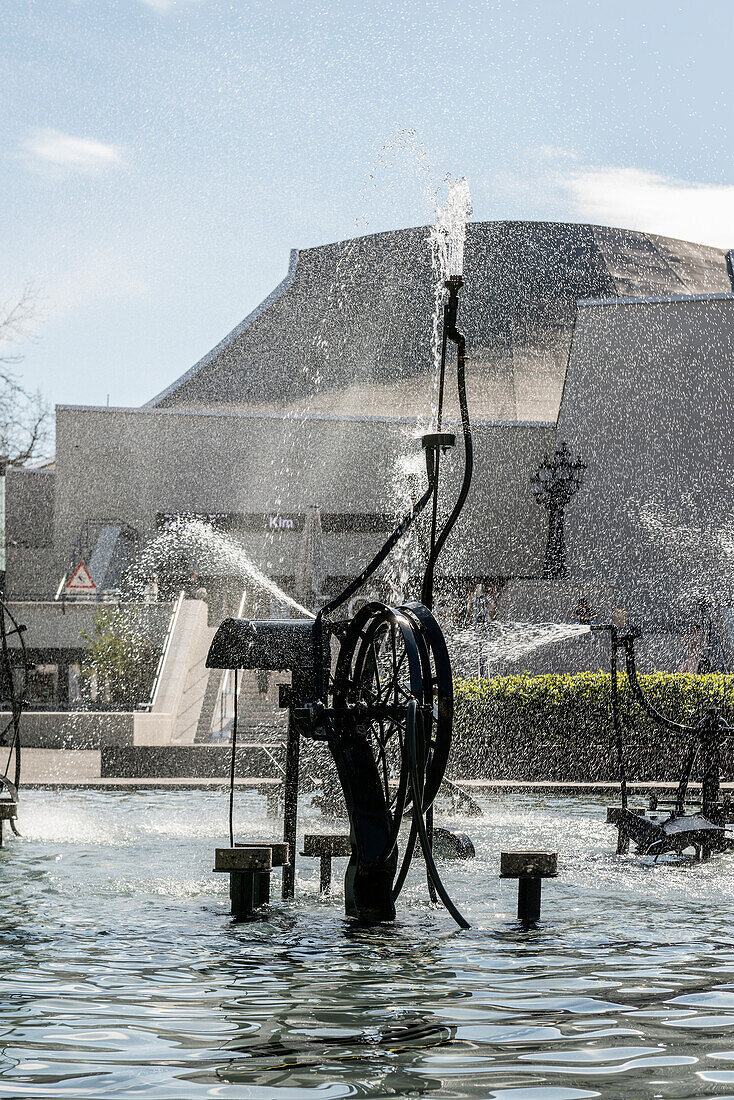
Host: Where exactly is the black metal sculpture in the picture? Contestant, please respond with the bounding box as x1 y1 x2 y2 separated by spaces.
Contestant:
207 272 473 927
0 597 27 838
595 624 734 859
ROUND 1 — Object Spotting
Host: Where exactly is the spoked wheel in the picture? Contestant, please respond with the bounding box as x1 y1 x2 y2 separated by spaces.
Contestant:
332 601 452 829
330 600 466 926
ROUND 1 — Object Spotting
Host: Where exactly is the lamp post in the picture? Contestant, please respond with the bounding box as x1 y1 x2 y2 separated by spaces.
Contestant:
531 443 586 579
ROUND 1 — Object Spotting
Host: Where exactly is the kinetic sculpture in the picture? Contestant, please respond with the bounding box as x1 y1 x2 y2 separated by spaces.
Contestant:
208 188 474 926
597 624 734 859
0 597 26 843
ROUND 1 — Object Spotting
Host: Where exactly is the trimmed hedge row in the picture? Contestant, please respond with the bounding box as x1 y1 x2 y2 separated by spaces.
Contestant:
451 672 734 782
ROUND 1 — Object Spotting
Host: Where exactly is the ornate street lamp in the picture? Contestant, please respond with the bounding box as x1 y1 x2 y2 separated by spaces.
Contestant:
531 442 586 579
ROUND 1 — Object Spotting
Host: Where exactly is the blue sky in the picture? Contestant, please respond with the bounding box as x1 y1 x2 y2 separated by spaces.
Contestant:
2 0 732 420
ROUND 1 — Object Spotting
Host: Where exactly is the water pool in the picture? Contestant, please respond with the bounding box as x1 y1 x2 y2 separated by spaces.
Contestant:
1 789 733 1099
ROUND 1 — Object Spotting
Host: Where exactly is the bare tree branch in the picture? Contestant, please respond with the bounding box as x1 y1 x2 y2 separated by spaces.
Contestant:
0 283 43 367
0 286 50 468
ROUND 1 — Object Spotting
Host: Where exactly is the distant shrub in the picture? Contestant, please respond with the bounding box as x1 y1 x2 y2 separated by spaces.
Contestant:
451 672 734 781
81 607 157 709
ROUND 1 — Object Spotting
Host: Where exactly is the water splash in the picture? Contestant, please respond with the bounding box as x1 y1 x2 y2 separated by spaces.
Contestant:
428 176 473 430
450 620 592 676
633 494 734 605
430 175 473 282
382 445 427 604
132 518 315 619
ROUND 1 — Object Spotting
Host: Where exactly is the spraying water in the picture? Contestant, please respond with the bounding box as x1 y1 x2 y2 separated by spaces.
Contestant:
381 177 475 600
428 176 473 430
132 518 315 619
450 620 592 677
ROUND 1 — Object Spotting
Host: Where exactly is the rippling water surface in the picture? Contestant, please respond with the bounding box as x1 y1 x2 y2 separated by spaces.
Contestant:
1 789 733 1098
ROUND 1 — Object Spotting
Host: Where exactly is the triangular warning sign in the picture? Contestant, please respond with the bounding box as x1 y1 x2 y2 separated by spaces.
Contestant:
66 561 96 592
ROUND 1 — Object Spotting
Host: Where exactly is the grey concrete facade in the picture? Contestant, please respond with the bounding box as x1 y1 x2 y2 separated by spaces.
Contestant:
49 405 552 585
558 294 734 625
6 220 734 685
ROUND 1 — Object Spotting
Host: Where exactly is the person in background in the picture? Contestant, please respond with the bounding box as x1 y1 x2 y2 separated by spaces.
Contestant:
679 623 704 673
573 597 591 625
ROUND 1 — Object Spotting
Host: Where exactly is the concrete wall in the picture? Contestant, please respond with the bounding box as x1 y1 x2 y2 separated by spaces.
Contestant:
6 467 54 548
50 404 553 585
7 600 172 653
558 295 734 624
6 548 63 599
1 710 134 748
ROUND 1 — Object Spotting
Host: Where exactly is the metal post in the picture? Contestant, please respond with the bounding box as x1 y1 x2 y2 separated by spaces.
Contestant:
281 695 301 901
517 877 542 922
230 871 255 919
610 628 628 813
701 711 722 819
501 851 557 925
319 854 332 896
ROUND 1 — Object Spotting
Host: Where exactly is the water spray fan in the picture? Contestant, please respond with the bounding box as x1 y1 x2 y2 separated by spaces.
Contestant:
207 181 474 927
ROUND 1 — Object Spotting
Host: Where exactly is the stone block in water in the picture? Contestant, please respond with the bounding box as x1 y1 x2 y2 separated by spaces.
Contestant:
500 850 557 878
214 847 272 872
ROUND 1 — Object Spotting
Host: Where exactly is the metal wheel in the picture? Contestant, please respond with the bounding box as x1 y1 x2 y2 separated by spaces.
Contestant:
0 599 27 798
332 600 453 836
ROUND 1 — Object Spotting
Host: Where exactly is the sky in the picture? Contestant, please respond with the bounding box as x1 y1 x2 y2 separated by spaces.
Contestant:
2 0 733 427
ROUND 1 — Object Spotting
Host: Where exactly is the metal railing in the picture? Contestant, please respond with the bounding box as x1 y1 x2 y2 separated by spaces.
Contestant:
138 591 185 712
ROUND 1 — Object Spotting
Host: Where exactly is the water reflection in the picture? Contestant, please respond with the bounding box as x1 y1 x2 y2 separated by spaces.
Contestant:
0 790 732 1097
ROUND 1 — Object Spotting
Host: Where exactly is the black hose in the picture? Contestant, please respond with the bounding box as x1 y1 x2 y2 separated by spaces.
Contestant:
425 804 438 904
421 329 474 609
392 816 418 900
313 479 437 698
228 669 238 848
622 636 694 734
610 632 627 809
406 699 469 929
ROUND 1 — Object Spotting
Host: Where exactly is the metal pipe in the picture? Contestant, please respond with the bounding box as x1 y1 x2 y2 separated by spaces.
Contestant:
281 688 303 900
421 279 474 609
620 634 694 734
609 628 627 810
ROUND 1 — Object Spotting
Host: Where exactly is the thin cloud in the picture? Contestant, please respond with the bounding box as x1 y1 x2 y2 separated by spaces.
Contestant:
49 249 149 317
19 129 125 176
136 0 202 11
560 166 734 248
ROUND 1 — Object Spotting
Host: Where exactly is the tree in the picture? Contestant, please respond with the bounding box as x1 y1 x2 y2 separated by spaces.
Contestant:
80 607 157 708
0 284 49 468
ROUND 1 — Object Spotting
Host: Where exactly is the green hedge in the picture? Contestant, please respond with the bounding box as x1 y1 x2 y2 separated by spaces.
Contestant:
450 672 734 781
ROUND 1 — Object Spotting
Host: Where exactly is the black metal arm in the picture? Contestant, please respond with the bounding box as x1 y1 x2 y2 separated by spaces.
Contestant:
619 631 696 735
421 277 474 609
312 474 438 700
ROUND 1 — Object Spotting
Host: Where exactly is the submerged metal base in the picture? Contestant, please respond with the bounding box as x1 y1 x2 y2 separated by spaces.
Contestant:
329 735 397 922
607 805 734 859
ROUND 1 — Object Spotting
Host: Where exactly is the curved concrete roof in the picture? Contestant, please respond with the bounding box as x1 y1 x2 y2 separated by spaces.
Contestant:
148 221 731 422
